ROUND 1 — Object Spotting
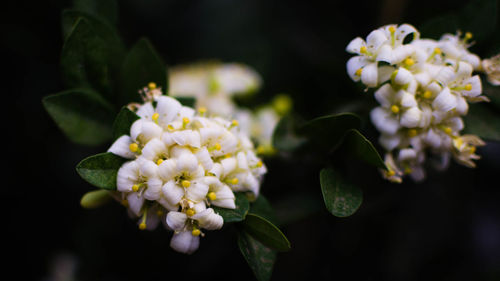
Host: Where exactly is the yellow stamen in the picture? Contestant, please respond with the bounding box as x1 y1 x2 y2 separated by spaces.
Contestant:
390 105 400 114
360 46 368 54
198 107 207 115
231 119 239 127
229 178 239 185
389 26 396 33
192 228 201 236
156 159 164 165
434 47 442 55
407 129 418 138
148 82 157 90
139 222 147 230
139 208 148 230
183 117 190 125
167 124 175 131
129 143 139 153
214 143 221 151
186 208 195 217
355 68 363 76
207 192 217 201
465 32 473 40
386 170 396 177
152 112 159 122
256 161 263 168
423 90 432 99
181 180 191 188
470 146 476 154
404 58 415 67
443 126 453 135
132 184 140 192
223 153 232 159
465 84 472 91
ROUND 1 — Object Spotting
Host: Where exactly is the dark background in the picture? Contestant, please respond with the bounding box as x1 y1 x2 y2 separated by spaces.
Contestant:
4 0 500 280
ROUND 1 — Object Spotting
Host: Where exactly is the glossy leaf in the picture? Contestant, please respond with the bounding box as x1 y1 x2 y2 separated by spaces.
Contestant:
241 213 291 252
42 89 115 146
320 167 363 217
60 18 121 97
80 190 112 209
249 195 278 225
464 103 500 141
112 106 140 141
272 115 306 152
120 38 168 106
237 230 277 281
212 192 250 222
341 129 387 170
76 152 128 190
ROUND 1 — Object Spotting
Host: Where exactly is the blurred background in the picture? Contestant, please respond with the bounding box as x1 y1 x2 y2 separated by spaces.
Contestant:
4 0 500 280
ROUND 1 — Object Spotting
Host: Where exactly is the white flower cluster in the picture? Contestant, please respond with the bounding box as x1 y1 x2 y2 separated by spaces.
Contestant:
346 24 489 183
108 84 267 254
169 61 292 155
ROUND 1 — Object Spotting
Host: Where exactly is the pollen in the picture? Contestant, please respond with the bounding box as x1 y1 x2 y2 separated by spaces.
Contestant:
207 192 217 201
407 129 418 138
215 143 221 151
256 161 263 168
129 143 139 152
404 58 415 67
229 178 239 185
389 26 396 33
148 82 157 90
156 159 164 165
423 90 432 99
465 84 472 91
386 170 396 177
167 124 175 131
390 105 400 114
132 184 140 192
434 47 442 55
182 117 190 124
355 68 363 76
181 180 191 188
139 222 147 230
443 126 453 135
186 208 195 217
152 112 159 122
360 46 368 54
192 228 201 236
465 32 473 40
198 107 207 115
469 146 476 154
231 119 239 127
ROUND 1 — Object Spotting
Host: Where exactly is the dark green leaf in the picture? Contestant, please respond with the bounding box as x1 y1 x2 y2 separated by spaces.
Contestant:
42 88 115 146
120 38 168 106
212 192 250 222
237 230 277 281
273 192 323 226
250 195 278 225
61 17 123 98
175 96 196 108
464 103 500 141
241 213 291 252
272 115 306 152
341 129 387 170
73 0 118 26
80 190 112 208
76 152 128 190
297 113 361 152
320 167 363 217
112 106 140 141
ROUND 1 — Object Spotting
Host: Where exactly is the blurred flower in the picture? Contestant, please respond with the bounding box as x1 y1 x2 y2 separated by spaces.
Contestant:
482 54 500 86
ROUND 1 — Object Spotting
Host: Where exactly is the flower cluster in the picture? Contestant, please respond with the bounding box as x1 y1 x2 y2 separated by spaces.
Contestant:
346 24 489 183
169 61 292 155
108 84 267 254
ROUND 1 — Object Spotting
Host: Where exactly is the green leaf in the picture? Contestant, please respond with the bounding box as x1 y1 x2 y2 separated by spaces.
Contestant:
112 106 140 141
241 213 291 252
60 17 123 97
297 113 361 152
174 96 196 108
272 115 306 153
464 103 500 141
212 192 250 222
320 167 363 217
341 129 387 170
273 192 323 226
76 152 128 190
42 89 115 146
80 190 112 208
120 38 168 106
237 230 277 281
250 195 278 225
73 0 118 26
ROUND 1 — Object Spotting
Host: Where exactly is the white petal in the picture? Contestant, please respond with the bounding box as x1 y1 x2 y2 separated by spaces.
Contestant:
462 53 481 70
243 173 260 196
447 117 464 131
186 182 209 203
237 151 249 170
409 165 426 182
155 96 182 126
136 102 155 119
398 90 417 108
456 61 473 79
400 107 422 128
395 24 419 44
346 37 365 54
346 56 368 81
166 211 187 231
139 121 163 143
192 201 207 213
141 138 167 161
379 134 401 151
360 62 378 87
375 44 393 63
117 161 140 192
374 84 395 108
398 148 417 161
195 147 214 171
192 208 223 230
170 231 199 254
143 177 163 200
424 128 442 149
162 180 185 205
463 75 482 97
177 106 196 121
394 67 413 85
158 159 177 181
378 65 395 84
366 29 388 52
126 193 144 216
157 197 178 211
435 66 455 86
221 157 237 177
139 159 159 178
370 107 400 135
212 199 236 209
209 163 223 178
455 96 469 115
145 209 160 230
176 150 199 173
432 87 457 112
108 136 136 159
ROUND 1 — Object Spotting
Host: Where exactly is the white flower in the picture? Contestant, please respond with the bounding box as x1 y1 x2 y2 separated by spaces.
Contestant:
482 54 500 86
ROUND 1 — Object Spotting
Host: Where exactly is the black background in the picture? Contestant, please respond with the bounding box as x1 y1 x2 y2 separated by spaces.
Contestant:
4 0 500 280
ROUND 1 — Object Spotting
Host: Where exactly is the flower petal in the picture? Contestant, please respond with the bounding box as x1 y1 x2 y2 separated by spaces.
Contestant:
162 180 185 205
170 231 200 254
108 136 136 159
346 56 368 81
192 208 223 230
432 87 457 112
117 161 140 192
370 107 400 134
166 211 187 231
361 62 379 87
186 182 209 203
346 37 365 54
155 96 182 126
126 193 144 217
143 177 163 201
400 107 422 128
